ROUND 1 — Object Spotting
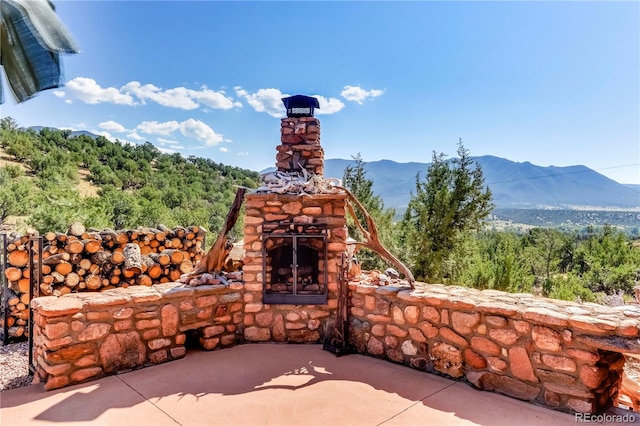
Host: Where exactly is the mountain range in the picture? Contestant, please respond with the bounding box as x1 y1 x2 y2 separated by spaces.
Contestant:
302 157 640 210
24 127 640 210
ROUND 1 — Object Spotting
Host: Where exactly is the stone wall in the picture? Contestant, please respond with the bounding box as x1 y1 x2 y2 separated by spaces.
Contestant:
347 282 640 414
30 282 245 390
30 279 640 414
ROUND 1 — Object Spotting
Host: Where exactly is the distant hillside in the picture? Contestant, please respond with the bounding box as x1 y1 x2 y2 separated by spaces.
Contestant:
313 157 640 210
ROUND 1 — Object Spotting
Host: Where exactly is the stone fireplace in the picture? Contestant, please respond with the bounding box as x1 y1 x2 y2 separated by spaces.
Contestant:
240 95 347 341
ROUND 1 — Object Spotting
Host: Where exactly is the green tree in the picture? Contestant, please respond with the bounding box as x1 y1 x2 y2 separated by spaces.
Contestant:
0 166 33 222
342 154 399 271
0 116 19 131
400 140 493 282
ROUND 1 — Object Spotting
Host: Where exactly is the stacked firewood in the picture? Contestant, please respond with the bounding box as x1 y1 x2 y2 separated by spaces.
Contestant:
2 223 206 338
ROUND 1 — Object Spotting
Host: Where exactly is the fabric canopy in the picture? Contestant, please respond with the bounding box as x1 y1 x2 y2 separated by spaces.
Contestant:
0 0 80 103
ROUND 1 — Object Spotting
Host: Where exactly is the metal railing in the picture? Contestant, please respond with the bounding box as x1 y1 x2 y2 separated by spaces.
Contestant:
28 235 42 372
1 233 8 345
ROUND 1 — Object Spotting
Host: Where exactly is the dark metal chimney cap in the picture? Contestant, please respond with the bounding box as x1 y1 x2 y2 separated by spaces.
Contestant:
281 95 320 117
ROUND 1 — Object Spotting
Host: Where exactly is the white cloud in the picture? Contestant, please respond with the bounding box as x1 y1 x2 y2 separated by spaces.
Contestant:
219 147 229 153
64 77 136 105
340 85 385 104
179 118 223 146
126 131 145 141
137 120 180 136
96 130 115 141
194 89 240 110
61 77 240 111
136 119 223 146
98 120 126 133
157 138 181 145
313 95 345 115
235 86 287 118
96 130 136 146
158 147 178 154
122 82 199 110
237 151 249 156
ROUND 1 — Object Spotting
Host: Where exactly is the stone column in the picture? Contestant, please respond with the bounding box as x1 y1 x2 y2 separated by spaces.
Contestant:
276 117 324 176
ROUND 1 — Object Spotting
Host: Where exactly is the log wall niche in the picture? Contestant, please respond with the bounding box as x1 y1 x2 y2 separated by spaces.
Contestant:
1 224 206 339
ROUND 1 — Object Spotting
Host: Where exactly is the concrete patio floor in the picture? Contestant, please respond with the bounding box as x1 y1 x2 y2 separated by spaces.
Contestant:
0 343 629 425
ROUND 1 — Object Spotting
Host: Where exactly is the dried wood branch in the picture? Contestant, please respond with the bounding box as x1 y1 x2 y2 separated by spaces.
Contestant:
191 187 247 275
337 186 415 288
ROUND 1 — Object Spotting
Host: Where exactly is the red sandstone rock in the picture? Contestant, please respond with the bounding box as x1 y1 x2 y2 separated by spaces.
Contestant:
579 365 608 389
367 336 384 356
366 314 390 325
440 309 449 325
404 306 420 324
532 326 562 352
170 347 186 358
487 356 508 372
147 339 171 351
522 307 569 327
196 295 217 308
509 347 538 382
385 336 399 349
418 321 438 339
566 398 594 414
99 332 146 373
471 336 500 356
543 382 593 399
45 342 94 363
451 311 480 335
387 348 405 363
202 325 225 338
489 328 519 345
543 390 563 407
387 324 408 338
136 319 161 330
44 375 70 391
149 350 168 364
484 315 508 327
408 327 427 343
75 354 98 368
245 326 270 342
569 315 617 333
32 296 83 317
468 371 540 401
161 305 179 336
439 327 468 348
87 311 113 321
286 329 320 342
200 337 219 350
512 320 530 333
566 348 599 364
41 361 71 376
142 329 160 340
464 348 487 369
255 311 274 327
541 354 577 372
431 342 463 378
44 322 69 339
113 307 134 319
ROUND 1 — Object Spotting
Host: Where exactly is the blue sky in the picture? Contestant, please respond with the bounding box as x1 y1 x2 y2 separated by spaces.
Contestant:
2 1 639 184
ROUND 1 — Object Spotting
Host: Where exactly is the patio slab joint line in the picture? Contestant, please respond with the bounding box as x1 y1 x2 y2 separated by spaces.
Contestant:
114 374 183 426
375 379 460 425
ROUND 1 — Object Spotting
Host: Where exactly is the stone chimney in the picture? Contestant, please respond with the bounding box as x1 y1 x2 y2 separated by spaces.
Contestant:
275 95 324 176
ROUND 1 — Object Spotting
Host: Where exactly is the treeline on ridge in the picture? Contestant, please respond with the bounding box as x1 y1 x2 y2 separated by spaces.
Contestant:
0 117 261 239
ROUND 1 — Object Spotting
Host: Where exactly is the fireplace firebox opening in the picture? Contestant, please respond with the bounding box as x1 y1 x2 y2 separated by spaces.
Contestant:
262 224 328 305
